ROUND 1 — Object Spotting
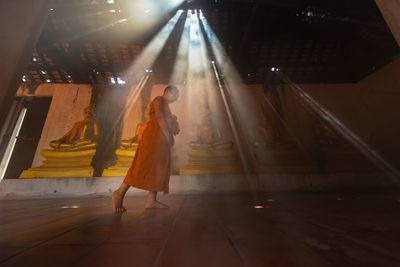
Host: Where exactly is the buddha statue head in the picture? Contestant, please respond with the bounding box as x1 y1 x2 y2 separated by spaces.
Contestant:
198 113 220 144
83 105 95 119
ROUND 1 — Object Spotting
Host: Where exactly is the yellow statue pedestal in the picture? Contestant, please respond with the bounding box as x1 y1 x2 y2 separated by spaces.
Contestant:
103 121 145 177
20 148 96 178
254 142 317 174
102 148 136 177
180 148 244 175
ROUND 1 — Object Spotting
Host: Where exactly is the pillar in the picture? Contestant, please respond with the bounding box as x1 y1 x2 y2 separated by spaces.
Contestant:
0 0 51 131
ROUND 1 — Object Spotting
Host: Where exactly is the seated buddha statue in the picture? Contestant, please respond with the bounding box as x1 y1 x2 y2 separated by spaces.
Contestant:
253 112 317 174
189 113 233 150
50 105 99 151
315 122 340 145
20 105 99 178
120 122 147 150
180 111 243 175
120 104 152 150
103 120 147 177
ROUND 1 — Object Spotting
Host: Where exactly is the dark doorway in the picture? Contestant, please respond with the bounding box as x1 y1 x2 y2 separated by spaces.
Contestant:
4 97 51 179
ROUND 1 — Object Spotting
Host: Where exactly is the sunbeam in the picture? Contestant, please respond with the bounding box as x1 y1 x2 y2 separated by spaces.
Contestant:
59 0 185 43
114 10 183 141
196 10 265 203
199 11 261 171
123 10 183 114
185 10 232 145
277 72 400 182
170 11 191 85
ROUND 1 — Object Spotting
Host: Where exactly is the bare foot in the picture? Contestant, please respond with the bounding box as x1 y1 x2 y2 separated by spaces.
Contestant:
145 201 169 209
112 191 127 213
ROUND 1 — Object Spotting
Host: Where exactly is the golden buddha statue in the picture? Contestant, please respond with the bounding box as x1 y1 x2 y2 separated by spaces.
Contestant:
102 121 147 177
253 111 316 174
189 113 233 151
253 112 277 147
313 122 370 172
118 105 151 150
315 122 340 145
50 105 99 150
120 122 147 150
20 105 99 178
180 110 243 175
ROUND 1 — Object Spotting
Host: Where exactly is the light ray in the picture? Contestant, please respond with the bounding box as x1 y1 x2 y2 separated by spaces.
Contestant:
277 72 400 182
211 61 251 174
0 108 27 179
170 11 191 84
128 10 183 84
187 10 227 132
60 0 185 43
108 10 183 137
199 11 260 170
169 10 238 171
198 10 264 202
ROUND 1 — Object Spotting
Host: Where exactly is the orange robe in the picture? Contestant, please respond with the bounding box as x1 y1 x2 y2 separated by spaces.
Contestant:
123 96 176 194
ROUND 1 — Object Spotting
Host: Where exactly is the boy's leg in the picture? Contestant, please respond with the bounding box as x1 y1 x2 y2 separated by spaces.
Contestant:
112 183 130 212
145 191 169 209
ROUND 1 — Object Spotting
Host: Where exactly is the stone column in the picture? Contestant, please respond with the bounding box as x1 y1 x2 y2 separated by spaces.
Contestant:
0 0 51 130
375 0 400 47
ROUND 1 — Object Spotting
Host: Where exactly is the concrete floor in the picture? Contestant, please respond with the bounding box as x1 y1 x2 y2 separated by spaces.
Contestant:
0 192 400 267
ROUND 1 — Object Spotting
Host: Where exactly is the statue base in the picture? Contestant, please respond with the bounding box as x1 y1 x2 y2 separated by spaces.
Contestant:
180 149 244 175
321 145 373 172
102 149 136 177
20 149 95 178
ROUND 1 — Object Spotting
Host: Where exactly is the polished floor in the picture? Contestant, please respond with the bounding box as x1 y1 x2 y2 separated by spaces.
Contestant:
1 192 400 267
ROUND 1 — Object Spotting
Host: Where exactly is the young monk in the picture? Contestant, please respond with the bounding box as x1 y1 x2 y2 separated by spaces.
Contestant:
112 85 180 212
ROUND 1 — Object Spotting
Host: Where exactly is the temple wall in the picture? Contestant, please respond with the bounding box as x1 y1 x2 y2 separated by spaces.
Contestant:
291 58 400 168
16 83 56 97
31 84 92 167
274 84 323 164
23 60 400 175
25 83 238 174
119 83 240 174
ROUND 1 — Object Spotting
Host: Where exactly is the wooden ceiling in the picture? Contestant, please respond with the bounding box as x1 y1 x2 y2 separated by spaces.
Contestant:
22 0 399 85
